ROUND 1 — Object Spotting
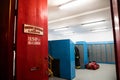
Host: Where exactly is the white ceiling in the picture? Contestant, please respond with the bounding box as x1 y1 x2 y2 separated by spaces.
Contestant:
48 0 112 38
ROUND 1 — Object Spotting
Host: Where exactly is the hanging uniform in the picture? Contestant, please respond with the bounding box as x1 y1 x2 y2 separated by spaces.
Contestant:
75 46 81 69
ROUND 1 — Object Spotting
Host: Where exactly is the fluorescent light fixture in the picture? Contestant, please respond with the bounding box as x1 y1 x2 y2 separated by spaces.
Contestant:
93 27 108 30
54 27 69 31
59 0 89 9
63 33 74 36
59 0 79 9
62 32 75 36
81 20 106 27
91 29 109 32
62 31 73 34
52 0 72 6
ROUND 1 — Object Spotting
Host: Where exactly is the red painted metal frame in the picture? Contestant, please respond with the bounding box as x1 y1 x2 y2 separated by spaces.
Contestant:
0 0 15 80
16 0 48 80
111 0 120 80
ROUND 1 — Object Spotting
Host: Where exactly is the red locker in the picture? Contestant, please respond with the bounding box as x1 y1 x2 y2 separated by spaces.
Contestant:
16 0 48 80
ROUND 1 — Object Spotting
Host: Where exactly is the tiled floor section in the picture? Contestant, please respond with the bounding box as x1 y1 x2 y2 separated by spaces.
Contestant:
49 64 116 80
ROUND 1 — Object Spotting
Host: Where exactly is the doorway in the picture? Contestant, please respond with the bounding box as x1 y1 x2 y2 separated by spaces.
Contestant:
48 0 117 80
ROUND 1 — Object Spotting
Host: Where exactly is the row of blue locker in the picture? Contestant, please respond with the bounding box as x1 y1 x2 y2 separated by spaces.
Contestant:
48 39 115 80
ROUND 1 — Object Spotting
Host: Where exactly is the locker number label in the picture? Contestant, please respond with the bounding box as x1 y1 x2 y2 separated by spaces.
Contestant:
28 36 41 45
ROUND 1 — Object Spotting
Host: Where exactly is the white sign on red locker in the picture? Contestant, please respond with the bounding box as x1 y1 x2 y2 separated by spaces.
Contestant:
24 24 43 35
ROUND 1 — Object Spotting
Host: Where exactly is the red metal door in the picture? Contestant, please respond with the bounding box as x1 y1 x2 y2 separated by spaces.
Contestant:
111 0 120 79
16 0 48 80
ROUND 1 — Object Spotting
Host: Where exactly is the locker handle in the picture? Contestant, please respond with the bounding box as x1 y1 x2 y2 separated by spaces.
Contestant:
30 67 40 71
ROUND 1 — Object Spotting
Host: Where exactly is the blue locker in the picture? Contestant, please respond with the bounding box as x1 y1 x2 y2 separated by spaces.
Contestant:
75 41 89 69
49 39 75 80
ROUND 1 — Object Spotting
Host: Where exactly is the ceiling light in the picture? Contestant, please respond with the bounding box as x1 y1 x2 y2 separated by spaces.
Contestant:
54 27 69 31
81 20 106 26
59 0 79 9
59 0 89 9
63 33 75 36
50 0 72 6
62 31 73 34
91 29 109 32
93 27 108 30
62 31 75 35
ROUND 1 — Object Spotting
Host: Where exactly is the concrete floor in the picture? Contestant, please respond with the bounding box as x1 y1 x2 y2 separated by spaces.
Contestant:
49 64 117 80
49 77 67 80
